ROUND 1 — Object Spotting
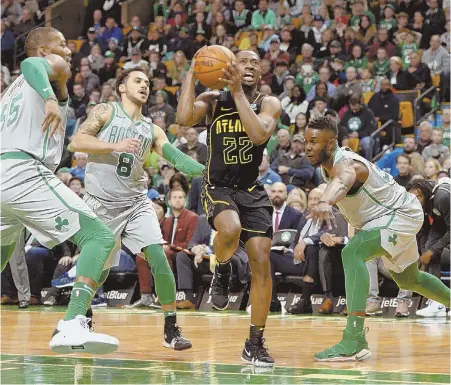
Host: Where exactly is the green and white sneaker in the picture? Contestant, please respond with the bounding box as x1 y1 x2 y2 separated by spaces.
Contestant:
315 328 371 362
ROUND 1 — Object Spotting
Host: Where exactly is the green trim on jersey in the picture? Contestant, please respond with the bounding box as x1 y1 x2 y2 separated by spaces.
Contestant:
99 102 116 134
116 101 144 123
42 129 50 161
35 163 87 217
0 151 34 160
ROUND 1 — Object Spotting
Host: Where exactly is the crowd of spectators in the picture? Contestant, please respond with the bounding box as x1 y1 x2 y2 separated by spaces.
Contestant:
1 0 450 315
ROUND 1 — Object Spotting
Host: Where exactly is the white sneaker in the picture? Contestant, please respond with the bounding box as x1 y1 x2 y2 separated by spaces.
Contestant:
49 315 119 354
416 300 447 317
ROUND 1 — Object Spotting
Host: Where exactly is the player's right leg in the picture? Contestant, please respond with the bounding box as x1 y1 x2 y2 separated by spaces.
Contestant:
1 155 118 354
202 184 241 311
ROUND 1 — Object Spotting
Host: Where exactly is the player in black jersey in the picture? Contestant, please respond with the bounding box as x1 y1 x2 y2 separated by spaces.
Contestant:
177 50 282 367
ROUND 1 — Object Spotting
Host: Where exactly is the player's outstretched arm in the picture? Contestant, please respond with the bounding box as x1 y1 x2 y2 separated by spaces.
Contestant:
152 124 205 176
176 58 218 126
71 103 140 154
320 159 358 206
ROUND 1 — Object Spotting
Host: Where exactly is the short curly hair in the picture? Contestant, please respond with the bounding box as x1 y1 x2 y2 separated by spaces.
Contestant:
115 67 148 96
307 115 338 135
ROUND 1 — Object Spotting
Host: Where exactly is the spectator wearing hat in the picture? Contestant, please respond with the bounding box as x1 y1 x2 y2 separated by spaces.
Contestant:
329 54 347 85
79 27 99 58
121 26 147 63
98 51 119 83
272 134 314 189
325 39 342 63
251 0 276 30
148 90 175 126
99 16 123 51
356 15 377 45
264 37 290 64
307 15 327 52
278 74 296 100
341 96 378 160
270 60 290 95
306 67 336 101
123 47 149 70
231 0 252 34
106 37 122 61
378 4 397 34
368 27 399 61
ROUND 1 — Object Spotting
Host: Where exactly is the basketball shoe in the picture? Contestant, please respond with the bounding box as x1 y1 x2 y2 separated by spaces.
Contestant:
209 262 232 310
241 338 275 367
163 324 192 351
416 300 447 317
49 315 119 354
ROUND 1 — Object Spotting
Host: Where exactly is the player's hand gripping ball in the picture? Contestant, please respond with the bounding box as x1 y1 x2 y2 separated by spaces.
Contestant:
193 45 237 90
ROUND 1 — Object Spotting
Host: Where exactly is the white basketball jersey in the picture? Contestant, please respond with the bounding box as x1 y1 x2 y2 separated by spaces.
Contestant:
84 102 154 209
1 75 68 172
321 147 417 230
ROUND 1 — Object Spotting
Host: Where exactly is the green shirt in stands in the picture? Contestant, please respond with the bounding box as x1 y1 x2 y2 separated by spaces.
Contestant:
372 59 390 77
443 126 450 148
350 11 376 27
251 9 276 30
401 42 418 68
345 57 368 70
379 18 396 31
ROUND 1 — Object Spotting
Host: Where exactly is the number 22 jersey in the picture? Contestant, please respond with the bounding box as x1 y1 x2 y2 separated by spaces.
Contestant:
84 102 154 209
205 91 268 189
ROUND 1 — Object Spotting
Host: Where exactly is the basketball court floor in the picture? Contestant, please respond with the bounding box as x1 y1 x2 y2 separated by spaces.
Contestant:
1 306 449 384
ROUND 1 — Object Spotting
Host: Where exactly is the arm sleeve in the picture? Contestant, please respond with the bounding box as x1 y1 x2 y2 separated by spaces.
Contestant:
20 57 55 100
162 142 205 176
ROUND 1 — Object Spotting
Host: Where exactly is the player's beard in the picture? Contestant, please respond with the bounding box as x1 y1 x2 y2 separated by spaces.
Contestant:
124 89 146 107
315 148 329 166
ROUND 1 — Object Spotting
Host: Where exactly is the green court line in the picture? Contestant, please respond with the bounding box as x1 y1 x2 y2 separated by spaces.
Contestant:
1 354 449 385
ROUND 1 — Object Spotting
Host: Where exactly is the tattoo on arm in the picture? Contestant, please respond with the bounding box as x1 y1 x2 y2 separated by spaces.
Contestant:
78 104 110 136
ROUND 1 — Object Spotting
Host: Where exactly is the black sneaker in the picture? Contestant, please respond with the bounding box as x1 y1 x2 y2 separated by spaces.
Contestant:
287 299 312 314
241 338 275 367
209 263 232 310
86 307 94 330
163 324 192 351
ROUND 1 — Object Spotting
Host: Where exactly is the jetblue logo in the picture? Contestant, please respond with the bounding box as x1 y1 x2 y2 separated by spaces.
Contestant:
105 290 128 300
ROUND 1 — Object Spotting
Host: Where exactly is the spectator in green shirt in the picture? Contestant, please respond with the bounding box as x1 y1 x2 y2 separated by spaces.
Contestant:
349 0 376 28
372 47 390 79
378 5 397 33
345 44 368 73
251 0 276 30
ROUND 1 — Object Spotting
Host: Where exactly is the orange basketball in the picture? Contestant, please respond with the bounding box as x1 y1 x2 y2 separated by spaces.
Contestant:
193 45 236 90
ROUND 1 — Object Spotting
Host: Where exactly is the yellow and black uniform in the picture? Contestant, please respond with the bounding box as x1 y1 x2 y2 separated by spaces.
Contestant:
201 91 273 243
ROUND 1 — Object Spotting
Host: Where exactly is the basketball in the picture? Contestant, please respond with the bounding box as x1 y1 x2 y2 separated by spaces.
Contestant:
194 45 236 90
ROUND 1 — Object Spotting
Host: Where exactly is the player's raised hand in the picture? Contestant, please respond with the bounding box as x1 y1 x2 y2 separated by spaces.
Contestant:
219 62 243 94
41 98 64 137
114 138 141 154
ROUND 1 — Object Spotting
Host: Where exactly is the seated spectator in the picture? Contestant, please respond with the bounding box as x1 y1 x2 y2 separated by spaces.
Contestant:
144 30 168 58
366 254 414 317
330 66 363 112
277 75 295 101
345 44 368 74
406 51 432 91
192 31 209 54
70 152 88 181
272 134 314 189
268 182 302 311
306 15 327 52
407 178 450 317
251 0 276 30
270 61 290 96
270 128 291 166
422 129 450 164
284 188 328 314
349 0 375 27
123 47 149 70
341 97 377 160
177 127 208 165
13 7 35 38
372 47 390 79
424 159 442 182
356 15 377 45
69 177 84 197
121 26 147 63
396 29 421 70
70 83 89 114
168 27 193 59
417 121 434 154
295 63 318 96
79 64 101 94
422 35 451 77
264 37 291 65
144 170 160 200
167 12 185 39
306 67 336 102
87 44 104 74
313 25 333 60
441 20 450 52
309 96 328 120
368 27 398 62
422 0 446 48
378 4 397 33
106 37 122 62
394 154 412 187
280 86 309 123
162 188 199 271
1 0 22 26
190 11 211 40
126 15 142 36
389 56 410 90
231 0 252 33
149 76 176 106
148 90 175 126
293 112 308 136
100 83 114 103
79 27 99 58
360 69 377 94
259 153 282 187
99 16 123 51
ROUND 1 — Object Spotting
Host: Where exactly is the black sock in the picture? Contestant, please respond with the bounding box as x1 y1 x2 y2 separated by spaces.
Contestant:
301 281 315 306
85 307 93 318
249 324 265 344
184 290 194 302
164 314 177 329
217 259 231 273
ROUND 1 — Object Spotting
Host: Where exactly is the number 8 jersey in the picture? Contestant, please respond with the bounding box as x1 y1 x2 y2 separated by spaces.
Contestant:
84 102 154 209
0 75 68 172
205 91 268 189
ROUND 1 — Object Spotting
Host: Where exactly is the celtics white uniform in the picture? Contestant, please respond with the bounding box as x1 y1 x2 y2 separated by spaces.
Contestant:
84 102 163 264
1 75 95 248
321 147 424 273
